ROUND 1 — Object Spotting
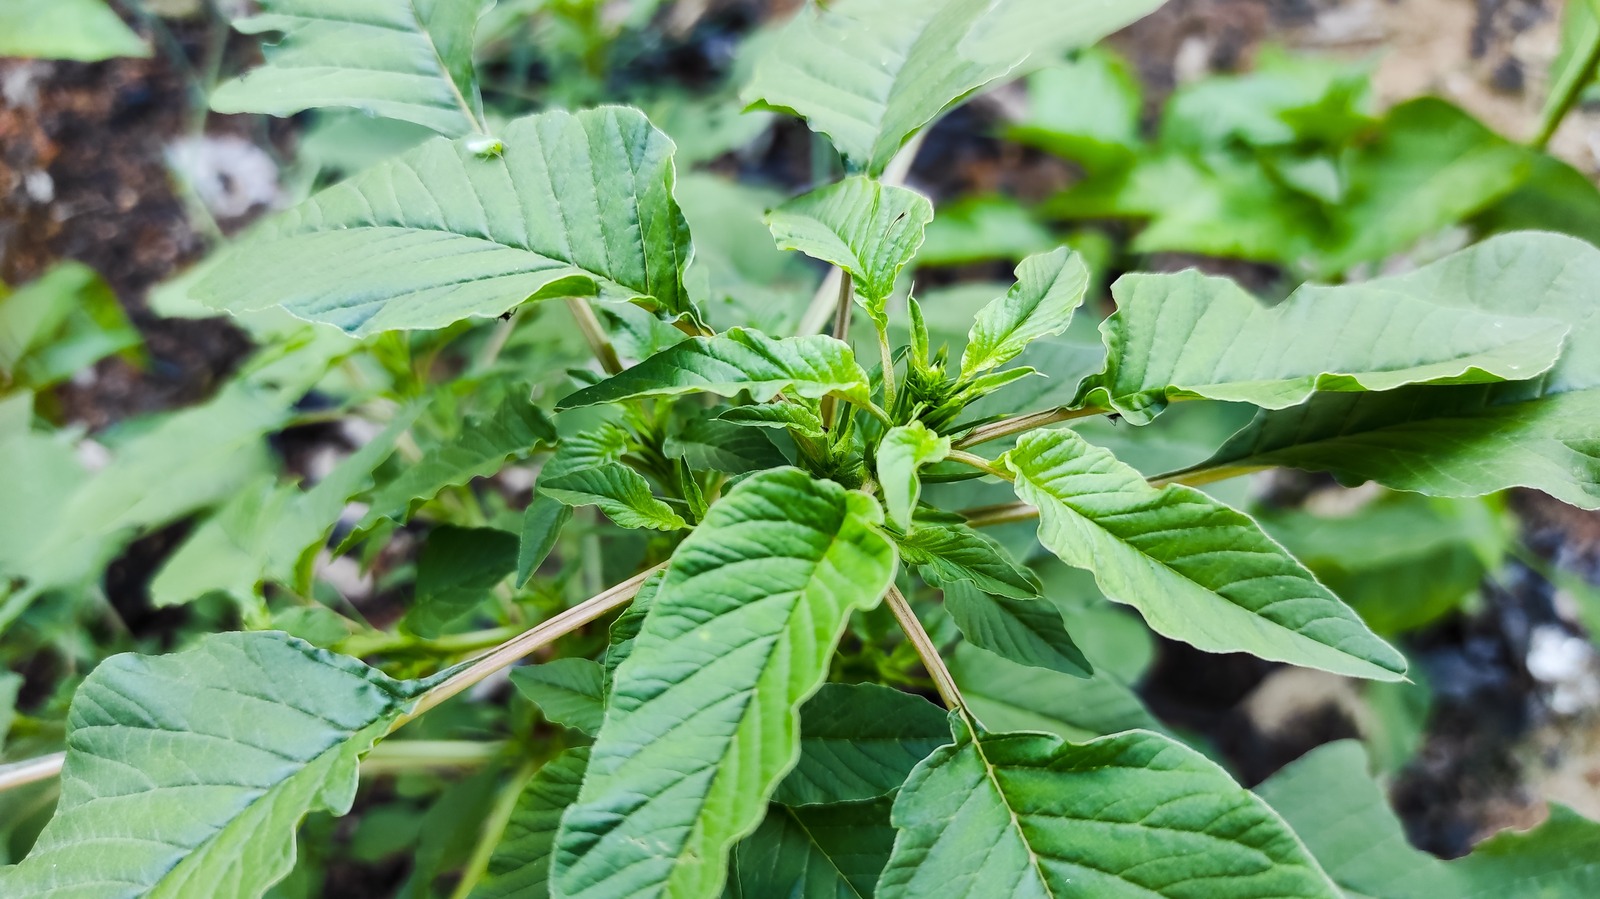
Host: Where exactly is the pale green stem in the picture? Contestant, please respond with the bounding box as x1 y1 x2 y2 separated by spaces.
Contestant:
1533 0 1600 150
820 273 855 429
953 405 1108 449
876 321 899 410
565 297 624 375
884 585 965 711
1146 463 1269 489
947 449 1011 481
0 752 64 793
447 758 539 899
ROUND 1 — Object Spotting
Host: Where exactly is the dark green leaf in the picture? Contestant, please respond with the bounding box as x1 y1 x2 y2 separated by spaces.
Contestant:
773 683 950 807
895 521 1041 600
664 418 787 474
726 799 897 899
951 643 1157 741
471 748 590 899
518 495 573 588
410 525 518 636
944 582 1090 677
511 660 606 735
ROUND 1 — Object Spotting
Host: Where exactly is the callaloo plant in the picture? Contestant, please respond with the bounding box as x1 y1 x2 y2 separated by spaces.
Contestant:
5 1 1600 897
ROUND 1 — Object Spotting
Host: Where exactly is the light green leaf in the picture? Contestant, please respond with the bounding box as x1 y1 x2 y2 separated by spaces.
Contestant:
410 525 519 636
472 748 590 899
663 418 787 474
877 720 1340 898
211 0 491 137
1076 268 1568 424
960 247 1090 377
895 520 1041 599
718 402 827 441
511 659 606 735
773 683 950 807
1541 0 1600 142
765 176 932 323
1005 428 1407 681
918 195 1056 266
552 468 898 899
1009 48 1144 174
0 632 429 899
198 108 695 335
877 422 950 531
743 0 1166 175
518 495 573 588
726 799 897 899
0 262 141 391
0 672 19 753
0 0 148 61
558 329 871 409
944 581 1090 677
540 463 688 531
951 644 1159 742
1194 232 1600 510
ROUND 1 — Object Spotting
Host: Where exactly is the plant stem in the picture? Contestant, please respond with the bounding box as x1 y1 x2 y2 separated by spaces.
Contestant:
1146 463 1268 489
876 322 899 410
565 297 624 375
947 449 1011 480
961 501 1039 528
0 752 64 793
340 625 525 660
820 272 855 428
448 758 539 899
393 564 665 730
1533 0 1600 150
953 405 1107 449
883 585 965 711
473 307 523 374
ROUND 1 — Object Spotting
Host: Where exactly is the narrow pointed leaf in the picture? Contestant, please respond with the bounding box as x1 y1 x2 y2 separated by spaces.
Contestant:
603 571 663 689
471 748 590 899
552 468 898 899
726 799 897 899
895 522 1041 599
511 660 606 735
211 0 490 136
961 247 1090 376
0 633 429 899
878 422 950 531
1005 428 1407 680
765 177 933 321
540 462 688 531
1076 268 1569 424
558 329 871 409
944 581 1090 677
198 108 694 334
773 683 950 807
518 495 573 587
1195 233 1600 509
878 720 1339 898
951 644 1159 741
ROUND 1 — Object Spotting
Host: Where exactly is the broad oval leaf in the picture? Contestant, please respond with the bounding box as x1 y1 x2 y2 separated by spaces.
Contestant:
943 581 1091 678
197 107 695 335
877 422 950 531
0 632 428 899
558 329 871 409
961 247 1090 377
726 799 898 899
1004 428 1407 681
1075 267 1569 424
472 748 591 899
210 0 491 136
540 462 689 531
551 468 898 899
877 720 1341 898
895 520 1042 600
773 682 950 807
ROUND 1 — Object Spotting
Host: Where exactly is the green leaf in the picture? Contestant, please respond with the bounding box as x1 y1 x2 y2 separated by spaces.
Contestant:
518 495 573 588
1076 267 1568 424
0 0 148 61
951 644 1160 742
726 799 897 899
603 571 663 688
0 262 141 391
1541 0 1600 142
541 463 688 531
552 468 898 899
918 195 1056 266
1195 232 1600 509
663 418 787 474
211 0 490 137
877 422 950 531
198 107 695 335
1005 428 1407 681
1009 48 1144 174
895 520 1041 600
765 176 933 322
718 402 827 441
0 632 428 898
960 247 1090 377
743 0 1166 175
471 748 590 899
773 683 950 807
347 395 556 546
877 720 1340 898
410 525 518 636
944 581 1090 677
0 672 19 753
558 329 871 409
511 659 606 735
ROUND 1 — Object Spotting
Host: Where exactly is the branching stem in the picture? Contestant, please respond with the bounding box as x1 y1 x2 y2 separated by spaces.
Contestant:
953 405 1107 449
884 585 965 711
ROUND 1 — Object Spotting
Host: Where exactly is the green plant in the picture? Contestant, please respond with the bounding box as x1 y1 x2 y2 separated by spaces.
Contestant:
5 1 1600 897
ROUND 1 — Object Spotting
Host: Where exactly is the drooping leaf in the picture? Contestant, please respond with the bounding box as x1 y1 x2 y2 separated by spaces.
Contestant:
773 683 950 807
951 644 1159 742
765 177 933 323
510 659 606 735
1004 428 1407 681
558 329 871 409
743 0 1167 175
471 748 590 899
518 495 573 588
552 468 898 899
663 418 787 474
943 581 1090 677
1193 233 1600 510
198 107 695 334
1076 268 1569 424
211 0 491 136
960 247 1090 377
895 520 1041 600
0 0 148 61
540 463 688 531
0 633 430 898
410 525 519 636
726 799 897 899
877 422 950 531
877 720 1340 898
